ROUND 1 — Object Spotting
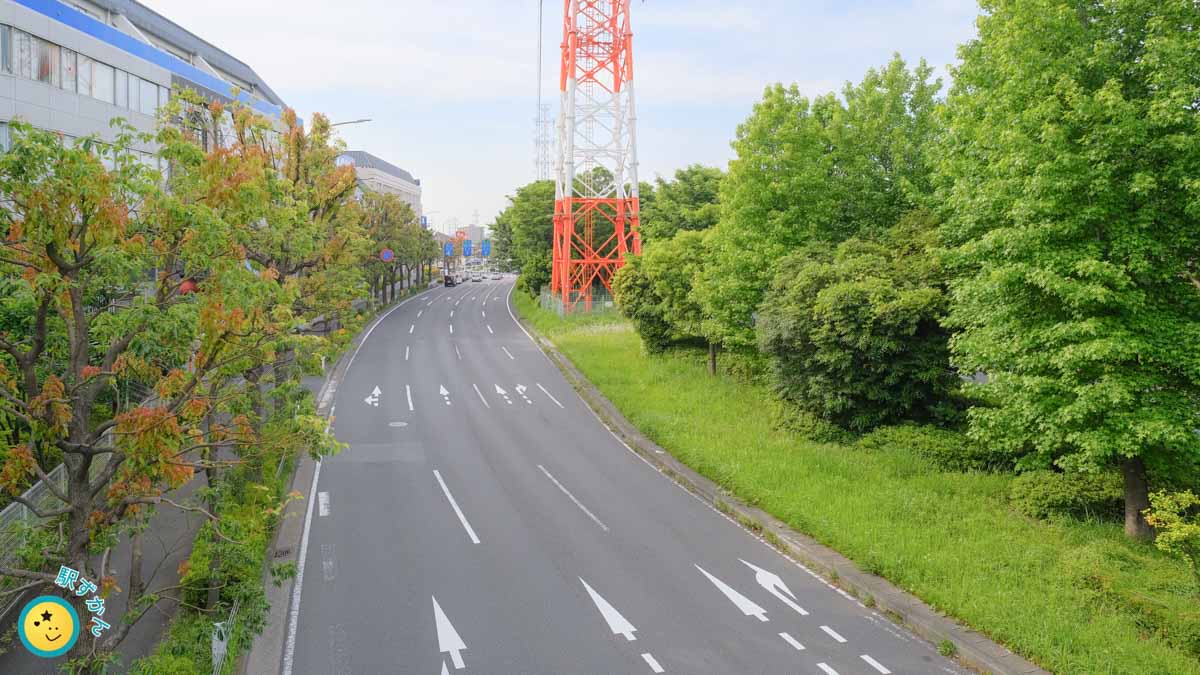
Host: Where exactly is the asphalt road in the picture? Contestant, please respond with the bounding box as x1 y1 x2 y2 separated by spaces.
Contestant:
286 278 967 675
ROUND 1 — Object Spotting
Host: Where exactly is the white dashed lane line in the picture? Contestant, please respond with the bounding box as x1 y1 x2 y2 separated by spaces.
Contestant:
641 653 664 673
820 626 847 643
778 632 804 650
861 655 891 674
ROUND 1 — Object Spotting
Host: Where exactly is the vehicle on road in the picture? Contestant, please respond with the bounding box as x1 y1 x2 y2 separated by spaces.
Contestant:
491 272 502 280
471 272 483 282
443 275 456 287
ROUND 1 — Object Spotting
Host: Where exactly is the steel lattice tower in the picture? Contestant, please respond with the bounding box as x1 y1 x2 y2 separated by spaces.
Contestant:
552 0 640 312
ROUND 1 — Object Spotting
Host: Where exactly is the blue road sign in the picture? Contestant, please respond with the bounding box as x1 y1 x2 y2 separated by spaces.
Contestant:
380 248 394 262
463 239 473 257
443 242 454 256
482 240 491 257
420 215 428 227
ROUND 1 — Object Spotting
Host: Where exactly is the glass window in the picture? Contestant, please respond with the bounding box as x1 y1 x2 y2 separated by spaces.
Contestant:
1 26 11 74
60 48 76 91
35 38 58 87
14 30 31 79
139 77 156 114
115 69 127 108
0 122 9 152
159 84 169 111
77 54 92 96
128 75 139 110
93 61 114 103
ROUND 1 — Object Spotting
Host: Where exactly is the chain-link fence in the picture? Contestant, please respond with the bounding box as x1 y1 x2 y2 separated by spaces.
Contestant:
540 287 620 317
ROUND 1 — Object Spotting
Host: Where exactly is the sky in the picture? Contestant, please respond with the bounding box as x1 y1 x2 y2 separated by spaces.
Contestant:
141 0 981 235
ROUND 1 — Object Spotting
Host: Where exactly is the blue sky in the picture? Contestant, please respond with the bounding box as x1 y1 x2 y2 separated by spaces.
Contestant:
143 0 981 234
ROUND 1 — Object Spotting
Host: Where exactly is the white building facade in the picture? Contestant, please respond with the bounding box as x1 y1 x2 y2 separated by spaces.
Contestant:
337 150 423 224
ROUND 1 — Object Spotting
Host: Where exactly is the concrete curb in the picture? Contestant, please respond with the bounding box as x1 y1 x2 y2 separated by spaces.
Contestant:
515 314 1049 675
241 285 440 675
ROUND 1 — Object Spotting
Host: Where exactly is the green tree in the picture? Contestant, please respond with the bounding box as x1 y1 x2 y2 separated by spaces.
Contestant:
757 211 956 431
360 190 416 303
696 56 941 350
936 0 1200 539
495 180 555 296
639 164 723 242
613 230 710 356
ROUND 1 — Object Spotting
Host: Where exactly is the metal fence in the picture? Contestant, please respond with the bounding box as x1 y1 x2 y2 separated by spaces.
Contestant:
539 287 620 317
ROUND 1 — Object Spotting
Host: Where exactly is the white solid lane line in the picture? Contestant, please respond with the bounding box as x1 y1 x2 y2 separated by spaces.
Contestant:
860 655 891 674
817 664 839 675
472 384 490 408
406 385 414 412
433 470 480 544
501 346 515 360
641 653 664 673
318 491 330 517
820 625 847 643
539 464 609 531
779 632 804 650
580 578 637 640
536 383 564 408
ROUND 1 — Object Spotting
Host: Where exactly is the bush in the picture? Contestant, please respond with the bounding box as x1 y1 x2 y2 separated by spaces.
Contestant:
756 211 959 432
1010 470 1124 521
768 399 849 443
855 424 1009 472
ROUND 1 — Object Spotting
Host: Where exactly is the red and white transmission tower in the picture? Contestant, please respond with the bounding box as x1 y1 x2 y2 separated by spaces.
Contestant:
552 0 641 312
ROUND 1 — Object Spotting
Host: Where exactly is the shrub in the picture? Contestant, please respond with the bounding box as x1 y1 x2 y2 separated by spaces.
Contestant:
855 424 1009 472
756 211 959 432
1145 490 1200 593
1009 470 1124 521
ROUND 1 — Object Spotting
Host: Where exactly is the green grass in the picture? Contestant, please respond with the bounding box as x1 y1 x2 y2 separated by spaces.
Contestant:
512 291 1200 675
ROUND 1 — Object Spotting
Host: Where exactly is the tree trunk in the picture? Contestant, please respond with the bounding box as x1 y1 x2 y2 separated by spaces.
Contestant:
707 342 718 376
1122 456 1154 540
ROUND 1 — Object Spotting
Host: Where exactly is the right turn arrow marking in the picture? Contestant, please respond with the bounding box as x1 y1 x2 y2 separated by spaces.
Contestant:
739 559 809 616
432 595 467 669
580 578 638 641
695 564 768 622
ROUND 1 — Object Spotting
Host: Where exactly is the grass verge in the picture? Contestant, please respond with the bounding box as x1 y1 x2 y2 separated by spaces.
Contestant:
512 291 1200 675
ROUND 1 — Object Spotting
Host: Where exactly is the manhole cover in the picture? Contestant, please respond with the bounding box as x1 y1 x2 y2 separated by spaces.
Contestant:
388 421 409 428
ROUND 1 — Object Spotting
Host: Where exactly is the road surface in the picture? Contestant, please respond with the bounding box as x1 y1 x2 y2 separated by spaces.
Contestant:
286 278 965 675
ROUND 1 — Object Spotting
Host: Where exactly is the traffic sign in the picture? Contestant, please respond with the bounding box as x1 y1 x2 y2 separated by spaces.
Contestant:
443 242 454 257
420 216 428 227
380 248 394 262
481 240 491 257
463 239 473 257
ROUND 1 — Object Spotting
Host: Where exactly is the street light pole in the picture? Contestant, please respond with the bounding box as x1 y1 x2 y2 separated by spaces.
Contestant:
329 118 373 127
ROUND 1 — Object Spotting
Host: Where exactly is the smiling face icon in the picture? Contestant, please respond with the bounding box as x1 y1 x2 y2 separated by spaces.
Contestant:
18 596 79 658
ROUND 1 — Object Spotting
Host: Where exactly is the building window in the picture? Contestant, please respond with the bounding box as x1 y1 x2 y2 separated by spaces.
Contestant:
115 69 127 108
159 84 169 111
35 38 59 87
139 77 156 114
1 26 11 74
61 48 76 91
93 61 114 103
77 54 92 96
0 122 9 152
128 75 139 110
14 30 31 79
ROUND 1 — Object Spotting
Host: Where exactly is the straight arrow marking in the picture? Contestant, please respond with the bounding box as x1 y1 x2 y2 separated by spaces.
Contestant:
432 595 467 669
580 578 637 641
739 559 808 616
695 564 768 622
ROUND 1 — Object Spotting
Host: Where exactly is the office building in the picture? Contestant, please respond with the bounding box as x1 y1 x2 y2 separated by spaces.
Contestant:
337 149 423 224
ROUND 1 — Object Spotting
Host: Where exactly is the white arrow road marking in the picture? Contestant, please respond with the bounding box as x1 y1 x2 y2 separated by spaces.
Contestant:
538 465 609 531
495 384 512 405
739 559 809 616
440 385 452 406
487 325 494 334
472 384 490 408
364 386 382 407
432 595 467 669
433 470 480 544
817 664 839 675
580 578 637 641
695 565 768 622
536 383 564 408
861 655 891 674
406 385 414 412
516 384 532 404
820 625 847 643
317 491 330 517
502 346 515 360
440 660 449 675
779 632 804 650
405 345 410 361
641 653 664 673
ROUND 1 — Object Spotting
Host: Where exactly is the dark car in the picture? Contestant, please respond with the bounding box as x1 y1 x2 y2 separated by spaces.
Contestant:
444 275 456 287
